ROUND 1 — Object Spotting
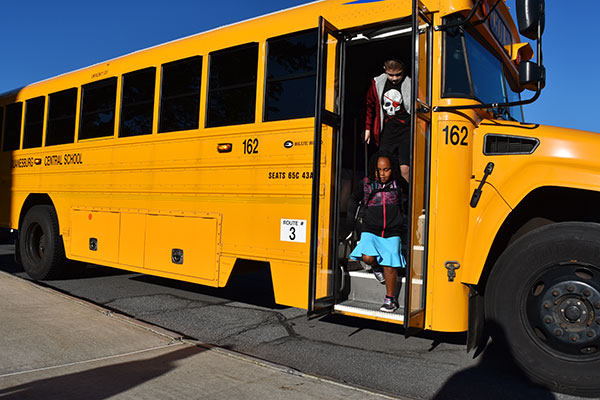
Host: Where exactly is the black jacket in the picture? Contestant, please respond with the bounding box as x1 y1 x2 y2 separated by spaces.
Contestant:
347 178 403 238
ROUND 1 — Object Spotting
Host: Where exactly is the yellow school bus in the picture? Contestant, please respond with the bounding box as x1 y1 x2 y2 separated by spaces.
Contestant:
1 0 597 395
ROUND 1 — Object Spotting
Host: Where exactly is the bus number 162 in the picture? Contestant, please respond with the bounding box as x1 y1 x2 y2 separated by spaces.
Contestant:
443 125 468 146
243 138 259 154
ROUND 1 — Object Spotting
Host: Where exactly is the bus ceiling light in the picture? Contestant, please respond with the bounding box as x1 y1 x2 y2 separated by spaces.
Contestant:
352 26 413 41
217 143 232 153
350 33 369 41
370 26 412 39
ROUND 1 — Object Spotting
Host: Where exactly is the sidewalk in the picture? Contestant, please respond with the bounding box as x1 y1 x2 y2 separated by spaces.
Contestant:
0 270 396 399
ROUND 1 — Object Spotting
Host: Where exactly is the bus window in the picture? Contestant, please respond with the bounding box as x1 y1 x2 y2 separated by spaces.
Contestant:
158 56 202 133
207 43 258 127
442 27 471 97
465 34 505 105
2 102 23 151
23 96 45 149
46 88 77 146
504 77 524 122
79 77 118 140
120 67 156 137
264 29 317 121
443 26 523 122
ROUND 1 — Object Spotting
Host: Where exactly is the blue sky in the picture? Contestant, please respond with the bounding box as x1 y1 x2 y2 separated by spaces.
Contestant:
1 1 596 132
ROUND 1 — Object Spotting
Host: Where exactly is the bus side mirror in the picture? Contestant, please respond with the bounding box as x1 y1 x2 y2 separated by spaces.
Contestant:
519 61 545 89
516 0 545 40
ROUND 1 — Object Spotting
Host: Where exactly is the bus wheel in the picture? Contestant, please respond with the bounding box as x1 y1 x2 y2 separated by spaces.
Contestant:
19 205 65 280
485 222 600 397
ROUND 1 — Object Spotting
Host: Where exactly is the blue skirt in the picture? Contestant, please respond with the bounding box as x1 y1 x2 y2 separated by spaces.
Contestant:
350 232 406 268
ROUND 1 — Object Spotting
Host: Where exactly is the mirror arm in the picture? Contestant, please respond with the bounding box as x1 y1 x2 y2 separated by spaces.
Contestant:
537 17 543 67
432 85 541 113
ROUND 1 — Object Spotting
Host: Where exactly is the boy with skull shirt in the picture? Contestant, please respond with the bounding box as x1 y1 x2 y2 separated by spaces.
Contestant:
364 59 411 183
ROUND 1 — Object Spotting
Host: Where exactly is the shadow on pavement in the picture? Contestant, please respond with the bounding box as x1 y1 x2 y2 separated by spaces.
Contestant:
433 333 556 399
0 345 204 400
131 267 286 310
0 250 131 280
320 313 468 345
0 249 280 309
319 313 559 399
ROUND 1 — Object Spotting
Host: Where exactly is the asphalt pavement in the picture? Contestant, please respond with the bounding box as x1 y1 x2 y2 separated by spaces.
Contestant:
0 240 586 400
0 269 400 400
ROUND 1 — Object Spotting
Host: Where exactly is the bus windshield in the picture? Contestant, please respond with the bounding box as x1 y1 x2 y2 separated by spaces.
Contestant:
443 27 524 122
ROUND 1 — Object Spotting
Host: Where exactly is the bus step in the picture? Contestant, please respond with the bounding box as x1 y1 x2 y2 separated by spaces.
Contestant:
345 269 406 305
334 299 405 322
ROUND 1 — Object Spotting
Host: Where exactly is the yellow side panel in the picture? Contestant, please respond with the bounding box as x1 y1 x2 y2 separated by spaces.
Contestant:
270 260 308 309
144 215 218 282
218 255 237 287
425 120 474 332
119 213 146 267
71 210 120 263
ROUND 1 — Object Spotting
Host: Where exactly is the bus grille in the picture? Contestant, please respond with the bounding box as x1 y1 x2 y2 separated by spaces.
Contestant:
484 134 539 155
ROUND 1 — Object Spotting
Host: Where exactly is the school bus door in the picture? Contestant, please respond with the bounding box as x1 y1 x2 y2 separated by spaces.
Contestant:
308 17 343 314
404 1 432 334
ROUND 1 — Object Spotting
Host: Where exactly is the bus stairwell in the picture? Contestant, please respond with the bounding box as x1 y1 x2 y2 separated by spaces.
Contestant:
330 19 422 325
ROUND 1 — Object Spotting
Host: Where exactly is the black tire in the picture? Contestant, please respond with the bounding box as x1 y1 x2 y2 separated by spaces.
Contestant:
485 222 600 397
19 205 65 280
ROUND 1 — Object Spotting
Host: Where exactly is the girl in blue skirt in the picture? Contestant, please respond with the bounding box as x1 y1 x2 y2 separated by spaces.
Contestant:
348 151 406 312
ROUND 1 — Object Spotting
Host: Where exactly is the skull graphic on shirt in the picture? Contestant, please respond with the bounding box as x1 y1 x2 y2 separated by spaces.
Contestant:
382 89 402 116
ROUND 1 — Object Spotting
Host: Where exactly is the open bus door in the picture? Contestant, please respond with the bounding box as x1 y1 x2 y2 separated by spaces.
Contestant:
308 17 343 314
404 0 433 335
